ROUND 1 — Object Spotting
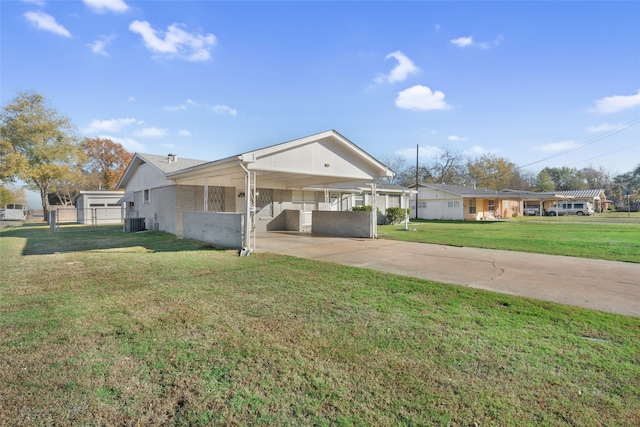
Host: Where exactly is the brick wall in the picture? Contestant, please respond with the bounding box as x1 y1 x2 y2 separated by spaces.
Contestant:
182 212 244 249
311 211 373 238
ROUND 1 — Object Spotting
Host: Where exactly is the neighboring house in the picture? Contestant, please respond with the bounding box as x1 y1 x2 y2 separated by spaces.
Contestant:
116 130 395 250
410 183 526 220
73 191 125 224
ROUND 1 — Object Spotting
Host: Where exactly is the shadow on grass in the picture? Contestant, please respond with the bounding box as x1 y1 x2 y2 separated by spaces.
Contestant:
0 222 227 256
408 219 504 225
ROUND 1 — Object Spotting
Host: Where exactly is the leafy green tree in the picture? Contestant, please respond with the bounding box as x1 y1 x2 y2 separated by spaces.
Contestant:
0 91 78 217
0 184 25 205
540 167 587 191
612 164 640 209
535 170 556 192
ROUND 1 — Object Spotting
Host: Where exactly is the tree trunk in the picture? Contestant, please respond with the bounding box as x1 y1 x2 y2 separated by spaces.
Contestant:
38 183 51 223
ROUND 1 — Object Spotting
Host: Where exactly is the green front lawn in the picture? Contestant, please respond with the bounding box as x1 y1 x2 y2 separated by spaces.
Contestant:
1 223 638 425
379 220 640 263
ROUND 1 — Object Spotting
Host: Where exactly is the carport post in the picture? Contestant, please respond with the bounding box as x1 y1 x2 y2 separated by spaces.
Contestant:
239 161 254 253
403 190 409 230
370 181 377 238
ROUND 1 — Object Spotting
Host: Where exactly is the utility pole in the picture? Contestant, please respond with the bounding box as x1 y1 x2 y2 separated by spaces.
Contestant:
415 144 419 218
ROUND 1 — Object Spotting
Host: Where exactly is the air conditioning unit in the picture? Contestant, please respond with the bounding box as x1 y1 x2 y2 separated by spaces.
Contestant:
125 217 146 232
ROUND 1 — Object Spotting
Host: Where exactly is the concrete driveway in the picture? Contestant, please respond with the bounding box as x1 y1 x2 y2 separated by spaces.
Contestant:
255 232 640 317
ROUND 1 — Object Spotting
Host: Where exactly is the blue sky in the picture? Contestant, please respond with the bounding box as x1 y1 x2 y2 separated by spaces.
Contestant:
2 0 640 204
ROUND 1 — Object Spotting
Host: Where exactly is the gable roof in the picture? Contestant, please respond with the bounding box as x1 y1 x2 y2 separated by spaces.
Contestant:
166 130 394 189
117 153 209 189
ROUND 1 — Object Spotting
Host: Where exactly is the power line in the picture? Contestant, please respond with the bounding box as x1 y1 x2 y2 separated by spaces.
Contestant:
517 116 640 169
565 141 640 167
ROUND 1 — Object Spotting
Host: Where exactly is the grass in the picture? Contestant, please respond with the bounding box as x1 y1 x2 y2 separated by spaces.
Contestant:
379 218 640 263
1 223 639 426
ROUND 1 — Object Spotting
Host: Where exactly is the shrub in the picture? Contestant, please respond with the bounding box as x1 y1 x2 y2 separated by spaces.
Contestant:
385 207 407 225
352 205 372 212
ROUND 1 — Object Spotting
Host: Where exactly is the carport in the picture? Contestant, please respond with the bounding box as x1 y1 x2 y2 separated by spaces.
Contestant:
523 194 574 220
166 130 394 252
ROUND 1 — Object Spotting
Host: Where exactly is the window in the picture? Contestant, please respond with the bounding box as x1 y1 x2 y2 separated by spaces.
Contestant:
354 194 364 207
447 201 460 208
207 186 225 212
469 199 476 214
489 200 495 211
417 201 427 209
256 188 273 217
143 189 150 203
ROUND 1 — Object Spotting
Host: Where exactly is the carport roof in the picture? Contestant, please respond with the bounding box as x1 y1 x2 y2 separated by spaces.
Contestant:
165 130 394 189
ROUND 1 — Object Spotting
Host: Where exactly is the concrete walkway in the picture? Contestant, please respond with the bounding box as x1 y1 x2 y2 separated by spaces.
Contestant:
255 232 640 317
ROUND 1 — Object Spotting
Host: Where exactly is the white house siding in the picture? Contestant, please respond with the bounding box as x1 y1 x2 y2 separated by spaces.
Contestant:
143 186 176 234
127 162 174 193
256 138 383 182
416 188 464 220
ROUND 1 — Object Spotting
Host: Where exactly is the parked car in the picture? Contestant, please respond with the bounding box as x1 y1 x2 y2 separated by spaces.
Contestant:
523 205 540 216
546 201 594 216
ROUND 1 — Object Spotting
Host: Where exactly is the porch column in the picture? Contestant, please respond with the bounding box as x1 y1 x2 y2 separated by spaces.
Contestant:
203 178 208 212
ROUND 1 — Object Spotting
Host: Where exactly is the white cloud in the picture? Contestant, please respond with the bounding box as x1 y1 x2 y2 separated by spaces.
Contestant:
395 145 440 160
87 35 116 56
374 51 420 84
134 127 169 138
591 90 640 114
164 104 187 111
586 123 624 132
24 11 71 37
178 130 192 137
448 135 467 142
83 0 129 13
464 146 500 156
534 140 579 153
395 85 451 111
98 135 144 152
450 36 474 48
184 99 237 115
129 20 216 62
127 96 135 103
213 105 237 116
82 118 137 134
451 35 503 50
